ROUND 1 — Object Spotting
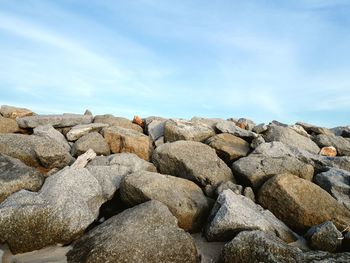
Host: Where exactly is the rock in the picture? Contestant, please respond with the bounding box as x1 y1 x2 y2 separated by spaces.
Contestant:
0 167 108 253
66 201 199 263
103 126 152 160
250 135 265 149
0 105 34 119
216 120 257 140
0 134 71 168
289 124 310 137
84 109 92 116
258 174 350 232
71 132 110 157
320 146 337 157
252 123 268 134
17 114 93 128
221 230 350 263
147 119 166 141
0 116 19 133
314 134 350 156
155 136 165 147
296 122 333 136
206 133 250 165
305 221 342 252
270 120 289 127
33 125 71 151
332 126 350 138
132 115 144 128
70 149 96 169
120 171 210 232
243 187 255 202
191 233 225 263
232 152 314 190
314 168 350 210
164 119 215 143
236 118 256 131
216 181 243 195
205 190 297 242
0 154 44 203
93 114 143 132
152 141 234 196
66 123 108 141
263 125 320 153
191 116 224 129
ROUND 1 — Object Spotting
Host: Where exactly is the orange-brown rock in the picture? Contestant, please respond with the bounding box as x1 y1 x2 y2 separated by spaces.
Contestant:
0 116 19 133
236 122 246 129
320 146 337 157
133 115 144 128
0 105 34 119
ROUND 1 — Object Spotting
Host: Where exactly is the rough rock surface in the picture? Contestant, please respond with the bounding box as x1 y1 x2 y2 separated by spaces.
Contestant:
66 123 108 141
296 122 333 136
332 126 350 138
0 154 44 203
71 132 110 157
253 123 268 134
103 126 152 160
314 134 350 156
221 230 350 263
146 119 166 141
164 119 215 143
216 181 243 195
34 140 72 169
152 141 234 196
319 146 337 157
258 174 350 232
191 116 224 129
216 120 257 140
33 125 71 151
120 171 210 232
0 116 19 133
314 168 350 210
66 201 199 263
206 133 250 165
236 118 256 130
93 114 143 132
263 125 320 153
0 105 34 119
205 190 297 243
17 114 93 128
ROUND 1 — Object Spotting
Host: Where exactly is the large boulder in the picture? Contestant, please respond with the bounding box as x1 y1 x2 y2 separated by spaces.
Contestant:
71 132 110 157
331 126 350 137
93 114 142 132
17 114 93 128
258 174 350 232
0 154 44 203
263 125 320 153
103 126 152 161
0 105 34 119
152 141 234 196
66 123 108 141
0 116 19 133
215 120 257 140
146 119 166 141
221 230 350 263
66 201 199 263
314 134 350 156
164 119 215 143
296 122 333 136
120 171 210 232
33 125 71 151
206 133 250 165
314 168 350 210
190 116 224 129
205 190 297 243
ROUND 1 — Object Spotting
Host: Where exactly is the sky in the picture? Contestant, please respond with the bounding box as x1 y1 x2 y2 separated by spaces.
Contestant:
0 0 349 127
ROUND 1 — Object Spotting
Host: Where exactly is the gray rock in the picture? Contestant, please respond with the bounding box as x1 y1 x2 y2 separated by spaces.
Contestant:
154 136 165 147
0 154 44 203
296 122 333 136
0 105 34 119
270 120 289 127
243 187 255 202
206 133 250 165
71 132 110 157
93 114 143 132
34 140 72 169
0 116 19 133
17 114 93 128
314 168 350 210
84 109 92 116
152 141 234 196
252 123 268 134
216 181 243 195
305 221 342 252
191 233 225 263
147 120 166 141
33 125 71 151
250 135 265 149
66 123 108 141
216 120 258 140
66 201 199 263
263 125 320 153
164 119 215 143
205 190 297 243
221 230 350 263
314 134 350 156
289 124 310 138
120 171 210 232
332 126 350 138
191 116 224 129
236 118 256 131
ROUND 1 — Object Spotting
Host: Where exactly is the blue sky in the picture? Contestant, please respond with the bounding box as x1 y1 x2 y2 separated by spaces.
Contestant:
0 0 349 127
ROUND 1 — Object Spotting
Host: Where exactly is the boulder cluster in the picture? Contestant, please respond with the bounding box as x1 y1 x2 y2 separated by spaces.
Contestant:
0 105 349 262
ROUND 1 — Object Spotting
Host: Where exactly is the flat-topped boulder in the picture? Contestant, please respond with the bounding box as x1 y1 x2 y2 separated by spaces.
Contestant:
17 113 93 128
93 114 143 132
33 125 71 151
0 105 34 119
71 132 110 157
216 120 258 140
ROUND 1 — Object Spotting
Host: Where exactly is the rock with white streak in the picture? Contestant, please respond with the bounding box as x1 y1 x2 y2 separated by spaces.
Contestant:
66 123 108 141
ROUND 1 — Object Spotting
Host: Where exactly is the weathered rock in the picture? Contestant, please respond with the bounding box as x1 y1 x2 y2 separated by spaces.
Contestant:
216 120 257 140
164 119 215 143
132 115 144 128
103 126 152 160
320 146 337 157
221 230 350 263
191 233 225 263
243 187 255 202
296 122 333 136
332 126 350 138
263 125 320 153
206 133 250 165
314 168 350 210
0 105 34 119
0 116 19 133
250 135 265 149
0 134 71 168
0 154 44 203
33 125 71 151
93 114 143 132
205 190 297 242
152 141 234 196
216 181 243 195
305 221 342 252
155 136 165 147
314 134 350 156
146 119 166 141
66 123 108 141
236 118 256 131
258 174 350 232
252 123 268 134
17 114 93 128
67 201 198 263
289 124 310 138
71 132 110 157
191 116 224 129
270 120 289 127
70 149 96 169
120 171 210 231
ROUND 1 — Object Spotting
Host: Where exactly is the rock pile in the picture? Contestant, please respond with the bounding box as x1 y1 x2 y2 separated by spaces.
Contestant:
0 105 349 262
